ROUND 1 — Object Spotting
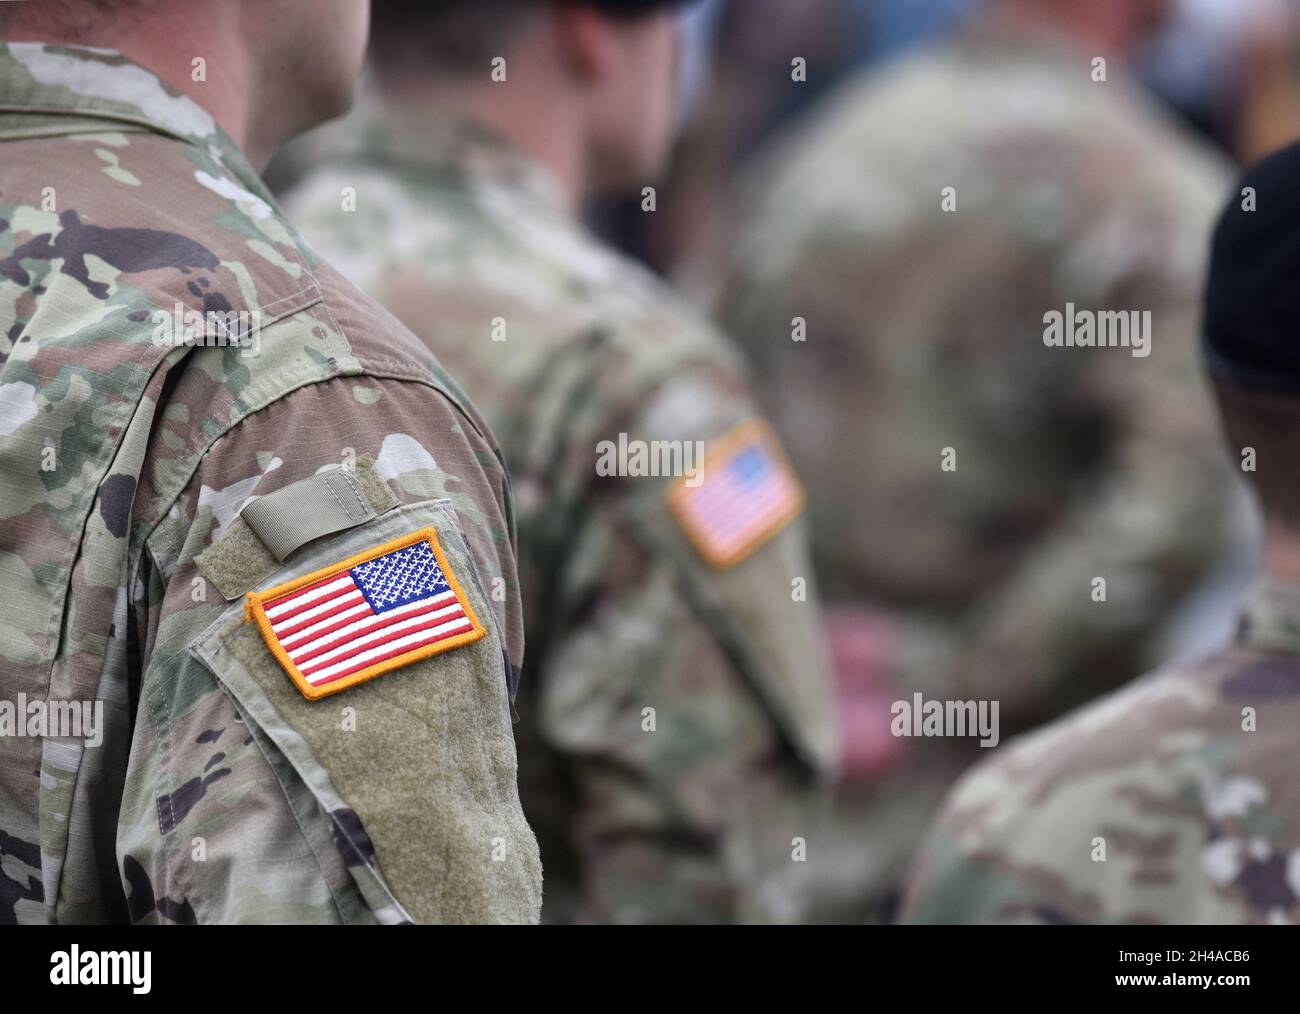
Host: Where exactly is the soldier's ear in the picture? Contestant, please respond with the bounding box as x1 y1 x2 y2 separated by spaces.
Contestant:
553 3 623 84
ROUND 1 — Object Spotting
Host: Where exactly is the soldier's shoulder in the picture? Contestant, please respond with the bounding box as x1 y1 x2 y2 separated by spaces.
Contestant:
905 646 1300 923
5 130 492 528
287 157 747 401
12 130 310 313
18 128 440 377
943 652 1232 822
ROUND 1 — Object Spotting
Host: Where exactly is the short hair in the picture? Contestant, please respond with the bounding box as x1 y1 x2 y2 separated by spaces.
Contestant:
367 0 680 76
1212 376 1300 531
368 0 545 76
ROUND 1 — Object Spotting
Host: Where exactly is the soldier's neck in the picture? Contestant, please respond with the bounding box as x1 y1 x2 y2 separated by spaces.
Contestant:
1263 523 1300 582
379 78 588 216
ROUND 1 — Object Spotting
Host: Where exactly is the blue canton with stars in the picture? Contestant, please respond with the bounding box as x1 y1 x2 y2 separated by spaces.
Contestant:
350 540 451 614
726 443 774 487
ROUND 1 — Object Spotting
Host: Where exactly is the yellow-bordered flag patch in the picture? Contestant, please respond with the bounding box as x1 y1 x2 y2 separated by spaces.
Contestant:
667 420 805 568
245 527 485 700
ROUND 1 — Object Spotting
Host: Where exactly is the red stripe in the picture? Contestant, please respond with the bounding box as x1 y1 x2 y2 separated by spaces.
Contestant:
692 486 792 542
288 599 451 665
299 611 467 677
688 468 791 511
266 571 352 611
272 589 365 633
689 481 757 518
309 620 474 686
279 599 374 649
689 470 790 516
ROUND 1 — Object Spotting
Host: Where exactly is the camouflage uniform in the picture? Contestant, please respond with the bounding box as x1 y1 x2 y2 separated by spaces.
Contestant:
0 44 541 924
707 22 1244 920
901 574 1300 924
283 112 839 923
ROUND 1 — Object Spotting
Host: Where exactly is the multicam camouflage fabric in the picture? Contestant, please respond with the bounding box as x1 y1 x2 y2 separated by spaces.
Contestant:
901 575 1300 924
708 22 1245 920
284 110 840 923
0 43 540 924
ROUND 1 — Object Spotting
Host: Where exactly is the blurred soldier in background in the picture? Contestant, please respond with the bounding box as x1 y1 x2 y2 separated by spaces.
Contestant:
0 0 540 923
283 0 839 923
708 0 1249 920
904 143 1300 924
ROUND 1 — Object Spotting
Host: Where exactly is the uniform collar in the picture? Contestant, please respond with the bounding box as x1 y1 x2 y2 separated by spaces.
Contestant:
1236 575 1300 655
0 41 273 206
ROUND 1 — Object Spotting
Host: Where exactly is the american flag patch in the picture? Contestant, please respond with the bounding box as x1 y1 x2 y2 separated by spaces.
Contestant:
667 420 805 568
245 528 485 700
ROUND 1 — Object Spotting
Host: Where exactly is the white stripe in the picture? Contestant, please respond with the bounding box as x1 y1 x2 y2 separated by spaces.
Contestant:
687 479 793 538
307 617 474 684
711 494 797 550
266 575 356 620
699 485 792 542
287 591 457 661
299 601 466 673
270 588 364 634
688 472 778 517
278 600 373 649
688 481 754 521
696 506 791 553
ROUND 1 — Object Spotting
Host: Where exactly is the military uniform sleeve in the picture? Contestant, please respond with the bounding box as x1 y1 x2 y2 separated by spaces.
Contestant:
899 663 1244 926
517 348 838 924
116 374 541 924
896 706 1128 926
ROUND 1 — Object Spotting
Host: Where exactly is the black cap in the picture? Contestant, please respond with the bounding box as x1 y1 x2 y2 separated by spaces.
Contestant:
1204 140 1300 395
